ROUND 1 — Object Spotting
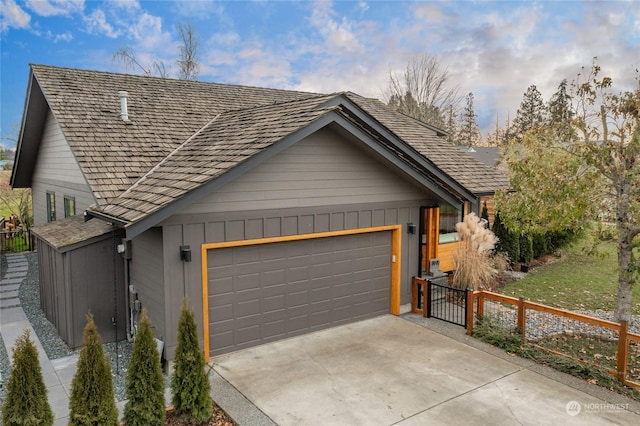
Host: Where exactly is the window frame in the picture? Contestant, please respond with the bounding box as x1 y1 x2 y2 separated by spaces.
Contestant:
64 195 76 218
46 191 56 223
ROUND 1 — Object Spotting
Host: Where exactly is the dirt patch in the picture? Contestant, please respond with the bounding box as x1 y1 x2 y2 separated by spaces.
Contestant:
164 406 236 425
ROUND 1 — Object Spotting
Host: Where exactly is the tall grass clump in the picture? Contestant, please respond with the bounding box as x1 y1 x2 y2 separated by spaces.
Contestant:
453 213 505 291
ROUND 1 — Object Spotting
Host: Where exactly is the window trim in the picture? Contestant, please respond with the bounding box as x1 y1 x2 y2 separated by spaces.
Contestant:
64 195 76 218
46 191 56 223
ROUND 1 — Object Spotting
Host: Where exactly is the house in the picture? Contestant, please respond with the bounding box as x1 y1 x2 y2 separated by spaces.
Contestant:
11 64 508 360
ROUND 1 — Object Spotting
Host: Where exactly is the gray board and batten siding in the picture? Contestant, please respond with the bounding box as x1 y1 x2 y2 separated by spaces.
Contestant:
30 110 95 225
132 126 442 359
36 230 127 348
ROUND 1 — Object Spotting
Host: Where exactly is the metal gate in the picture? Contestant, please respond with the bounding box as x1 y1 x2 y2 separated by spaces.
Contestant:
412 277 468 328
426 280 468 327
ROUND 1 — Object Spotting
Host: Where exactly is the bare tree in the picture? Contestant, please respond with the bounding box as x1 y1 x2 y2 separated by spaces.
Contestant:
112 21 199 80
112 46 169 78
176 21 199 80
385 54 461 128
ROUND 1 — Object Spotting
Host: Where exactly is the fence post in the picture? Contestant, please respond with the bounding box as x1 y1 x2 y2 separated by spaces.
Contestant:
425 280 431 318
517 297 526 339
617 320 628 383
411 278 418 314
466 289 474 335
477 291 484 319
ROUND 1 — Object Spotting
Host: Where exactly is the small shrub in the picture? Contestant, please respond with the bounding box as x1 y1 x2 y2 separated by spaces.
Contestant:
1 329 54 426
473 315 530 355
124 308 165 426
519 234 533 264
531 232 549 258
453 213 500 291
492 211 519 264
69 313 118 426
172 300 213 424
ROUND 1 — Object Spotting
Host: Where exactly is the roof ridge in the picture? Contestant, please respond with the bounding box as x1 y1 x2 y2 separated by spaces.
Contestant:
119 113 223 198
29 63 324 96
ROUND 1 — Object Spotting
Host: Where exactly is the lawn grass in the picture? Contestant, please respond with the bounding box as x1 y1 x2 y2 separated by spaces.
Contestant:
500 237 640 315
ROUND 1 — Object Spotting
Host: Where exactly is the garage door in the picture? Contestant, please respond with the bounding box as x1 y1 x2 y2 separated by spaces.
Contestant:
205 230 393 357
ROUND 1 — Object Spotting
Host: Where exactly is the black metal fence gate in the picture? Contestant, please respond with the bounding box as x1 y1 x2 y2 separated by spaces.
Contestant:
425 279 468 328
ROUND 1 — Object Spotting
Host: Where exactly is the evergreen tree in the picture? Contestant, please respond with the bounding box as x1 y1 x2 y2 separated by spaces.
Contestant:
511 84 547 142
492 211 520 264
547 79 575 140
519 233 534 264
1 330 53 426
172 301 212 424
443 104 458 145
69 314 118 426
457 92 482 146
124 309 165 426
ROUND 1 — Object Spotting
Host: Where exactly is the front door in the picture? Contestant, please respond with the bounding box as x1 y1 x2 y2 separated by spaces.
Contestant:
419 206 440 277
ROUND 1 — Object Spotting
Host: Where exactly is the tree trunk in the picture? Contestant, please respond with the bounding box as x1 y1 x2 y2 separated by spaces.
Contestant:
614 179 637 323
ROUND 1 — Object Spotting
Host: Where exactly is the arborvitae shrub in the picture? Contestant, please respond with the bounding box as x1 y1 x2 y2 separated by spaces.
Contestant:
481 201 490 226
531 232 549 258
172 300 213 424
1 329 54 426
124 308 165 426
492 211 520 264
69 313 118 426
519 234 534 264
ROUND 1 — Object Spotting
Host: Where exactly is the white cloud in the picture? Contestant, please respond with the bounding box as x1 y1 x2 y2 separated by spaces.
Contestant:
45 29 72 42
128 12 172 50
24 0 84 17
84 8 121 38
308 1 363 53
109 0 139 11
0 0 31 32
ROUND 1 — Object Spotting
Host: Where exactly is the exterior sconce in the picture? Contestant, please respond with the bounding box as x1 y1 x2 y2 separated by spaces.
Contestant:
180 245 192 262
407 223 416 234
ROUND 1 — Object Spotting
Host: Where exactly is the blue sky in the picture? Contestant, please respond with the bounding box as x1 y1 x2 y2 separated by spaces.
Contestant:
1 0 639 149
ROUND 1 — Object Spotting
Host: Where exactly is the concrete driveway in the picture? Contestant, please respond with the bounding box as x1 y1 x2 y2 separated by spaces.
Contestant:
211 316 639 425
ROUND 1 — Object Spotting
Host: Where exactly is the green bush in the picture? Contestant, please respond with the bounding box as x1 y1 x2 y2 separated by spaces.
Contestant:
492 211 520 264
69 314 118 426
481 201 490 226
171 301 212 424
1 330 53 426
519 234 534 264
531 232 548 258
124 309 165 425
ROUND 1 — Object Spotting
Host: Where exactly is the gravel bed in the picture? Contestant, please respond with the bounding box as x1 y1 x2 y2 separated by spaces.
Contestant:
1 252 149 403
484 301 640 341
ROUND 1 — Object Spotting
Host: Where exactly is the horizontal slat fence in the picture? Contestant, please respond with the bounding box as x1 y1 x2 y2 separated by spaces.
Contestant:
468 289 640 389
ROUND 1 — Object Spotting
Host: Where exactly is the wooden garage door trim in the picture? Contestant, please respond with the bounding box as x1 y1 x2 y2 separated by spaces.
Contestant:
201 224 402 361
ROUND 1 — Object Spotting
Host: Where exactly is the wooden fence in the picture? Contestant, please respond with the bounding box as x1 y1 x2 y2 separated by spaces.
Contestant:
468 289 640 389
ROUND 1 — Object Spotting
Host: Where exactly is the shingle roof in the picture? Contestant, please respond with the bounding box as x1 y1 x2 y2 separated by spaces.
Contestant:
100 94 337 223
26 64 508 229
345 93 509 194
30 64 317 205
31 214 119 251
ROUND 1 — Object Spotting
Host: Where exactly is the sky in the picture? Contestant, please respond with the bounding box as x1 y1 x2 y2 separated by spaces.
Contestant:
1 0 639 149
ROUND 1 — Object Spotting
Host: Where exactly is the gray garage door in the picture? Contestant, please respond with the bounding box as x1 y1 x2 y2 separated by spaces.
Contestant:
207 231 391 356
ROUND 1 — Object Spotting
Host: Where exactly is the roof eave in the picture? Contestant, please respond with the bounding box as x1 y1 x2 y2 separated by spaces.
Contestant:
11 68 49 188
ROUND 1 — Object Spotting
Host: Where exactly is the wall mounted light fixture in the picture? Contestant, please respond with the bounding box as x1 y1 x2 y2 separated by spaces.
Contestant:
407 223 416 234
180 245 192 262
